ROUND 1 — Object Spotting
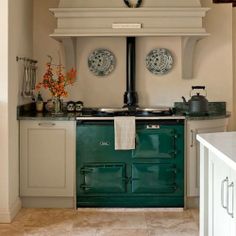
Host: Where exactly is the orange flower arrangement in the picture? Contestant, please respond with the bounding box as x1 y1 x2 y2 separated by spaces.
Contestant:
36 57 76 98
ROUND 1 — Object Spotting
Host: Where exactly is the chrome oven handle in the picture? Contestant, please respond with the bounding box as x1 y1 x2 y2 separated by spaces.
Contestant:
146 125 160 129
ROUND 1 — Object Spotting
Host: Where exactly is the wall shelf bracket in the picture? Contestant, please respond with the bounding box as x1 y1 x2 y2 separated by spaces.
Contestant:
61 37 77 72
181 36 206 79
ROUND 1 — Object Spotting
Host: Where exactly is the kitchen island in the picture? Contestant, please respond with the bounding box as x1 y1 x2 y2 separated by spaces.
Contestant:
197 132 236 236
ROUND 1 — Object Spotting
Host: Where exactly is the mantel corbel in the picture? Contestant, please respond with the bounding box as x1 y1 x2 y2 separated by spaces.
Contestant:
61 37 77 72
181 36 206 79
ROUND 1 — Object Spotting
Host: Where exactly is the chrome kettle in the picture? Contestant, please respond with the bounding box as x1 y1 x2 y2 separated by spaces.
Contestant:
182 86 209 115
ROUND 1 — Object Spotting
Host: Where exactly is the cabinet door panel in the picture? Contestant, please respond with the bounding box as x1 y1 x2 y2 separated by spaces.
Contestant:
229 169 236 235
210 153 230 236
187 119 228 197
20 121 75 197
28 129 66 188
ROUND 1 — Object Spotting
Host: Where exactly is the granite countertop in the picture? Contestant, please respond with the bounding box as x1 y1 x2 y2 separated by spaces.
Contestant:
174 101 230 120
17 102 230 121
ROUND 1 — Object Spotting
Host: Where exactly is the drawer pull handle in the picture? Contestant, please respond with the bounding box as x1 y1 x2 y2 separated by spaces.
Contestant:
227 182 234 218
38 122 56 127
190 129 195 147
221 177 228 209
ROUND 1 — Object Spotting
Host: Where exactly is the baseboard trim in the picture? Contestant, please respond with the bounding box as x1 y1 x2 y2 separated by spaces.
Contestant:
21 197 74 208
186 197 199 208
0 198 21 223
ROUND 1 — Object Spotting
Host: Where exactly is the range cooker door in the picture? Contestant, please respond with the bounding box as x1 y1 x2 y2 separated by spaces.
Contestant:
131 163 178 194
133 125 177 159
80 164 126 193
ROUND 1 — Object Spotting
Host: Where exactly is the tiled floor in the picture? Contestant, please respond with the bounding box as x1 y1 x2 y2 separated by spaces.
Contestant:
0 208 199 236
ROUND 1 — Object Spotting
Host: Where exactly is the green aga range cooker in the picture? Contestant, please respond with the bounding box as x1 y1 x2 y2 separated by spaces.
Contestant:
76 118 184 207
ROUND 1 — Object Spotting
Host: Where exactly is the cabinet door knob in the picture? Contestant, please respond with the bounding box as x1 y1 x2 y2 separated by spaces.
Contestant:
221 177 229 209
227 181 234 218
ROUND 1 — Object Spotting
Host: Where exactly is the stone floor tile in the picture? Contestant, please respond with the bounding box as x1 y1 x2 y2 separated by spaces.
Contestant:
0 226 24 236
148 228 199 236
73 211 147 230
70 228 97 236
95 228 150 236
24 226 71 236
0 208 199 236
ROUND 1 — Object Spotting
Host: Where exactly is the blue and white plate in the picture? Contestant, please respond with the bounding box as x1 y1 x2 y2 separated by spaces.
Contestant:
88 49 116 76
146 48 174 75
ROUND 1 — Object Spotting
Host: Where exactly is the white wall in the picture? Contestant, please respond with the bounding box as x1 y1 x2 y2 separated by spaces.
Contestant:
0 0 33 223
33 0 234 129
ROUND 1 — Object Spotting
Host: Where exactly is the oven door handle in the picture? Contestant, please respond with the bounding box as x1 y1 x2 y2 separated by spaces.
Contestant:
80 184 92 191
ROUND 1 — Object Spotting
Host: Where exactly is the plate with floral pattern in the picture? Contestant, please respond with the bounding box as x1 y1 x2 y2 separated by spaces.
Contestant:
146 48 174 75
88 49 116 76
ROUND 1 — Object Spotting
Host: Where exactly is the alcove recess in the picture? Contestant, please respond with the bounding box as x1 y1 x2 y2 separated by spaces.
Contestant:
49 0 210 79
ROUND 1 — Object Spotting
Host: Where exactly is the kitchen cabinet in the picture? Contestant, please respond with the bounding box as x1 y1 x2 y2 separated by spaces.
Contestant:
208 154 231 236
186 118 228 197
197 132 236 236
20 121 75 205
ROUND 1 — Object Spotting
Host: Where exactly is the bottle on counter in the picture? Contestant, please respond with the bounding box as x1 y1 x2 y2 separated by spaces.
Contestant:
36 92 44 112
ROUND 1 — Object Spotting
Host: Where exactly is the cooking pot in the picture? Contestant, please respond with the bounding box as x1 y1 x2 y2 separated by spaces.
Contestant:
182 86 209 115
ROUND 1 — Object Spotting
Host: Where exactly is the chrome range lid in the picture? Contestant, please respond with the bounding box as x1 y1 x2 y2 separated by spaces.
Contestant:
136 107 172 113
95 106 172 114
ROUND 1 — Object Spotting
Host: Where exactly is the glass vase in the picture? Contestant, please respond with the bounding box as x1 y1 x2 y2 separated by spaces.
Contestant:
52 97 63 115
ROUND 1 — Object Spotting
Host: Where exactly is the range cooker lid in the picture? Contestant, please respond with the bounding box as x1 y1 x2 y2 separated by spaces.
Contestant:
94 106 172 113
97 107 129 113
137 107 171 113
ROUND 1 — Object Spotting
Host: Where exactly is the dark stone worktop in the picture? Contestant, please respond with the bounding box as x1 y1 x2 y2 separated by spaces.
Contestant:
174 101 230 120
17 102 230 121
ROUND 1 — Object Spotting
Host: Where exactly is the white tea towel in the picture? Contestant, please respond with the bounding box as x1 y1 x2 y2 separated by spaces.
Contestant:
114 116 136 150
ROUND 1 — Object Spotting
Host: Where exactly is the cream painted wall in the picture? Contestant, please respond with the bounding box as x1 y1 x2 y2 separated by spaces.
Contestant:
233 8 236 130
33 0 61 100
0 0 33 223
8 0 33 218
58 0 202 8
33 0 233 127
0 0 10 223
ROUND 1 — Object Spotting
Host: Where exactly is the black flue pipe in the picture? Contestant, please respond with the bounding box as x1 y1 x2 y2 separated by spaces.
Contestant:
124 37 138 108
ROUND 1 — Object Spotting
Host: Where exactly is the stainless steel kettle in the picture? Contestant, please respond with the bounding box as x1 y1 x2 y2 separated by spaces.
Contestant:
182 86 209 115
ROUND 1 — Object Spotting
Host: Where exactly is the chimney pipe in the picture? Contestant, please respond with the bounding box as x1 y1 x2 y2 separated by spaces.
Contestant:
124 37 138 108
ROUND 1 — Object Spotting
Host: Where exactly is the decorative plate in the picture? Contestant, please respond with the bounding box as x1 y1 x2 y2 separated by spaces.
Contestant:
146 48 174 75
88 49 116 76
